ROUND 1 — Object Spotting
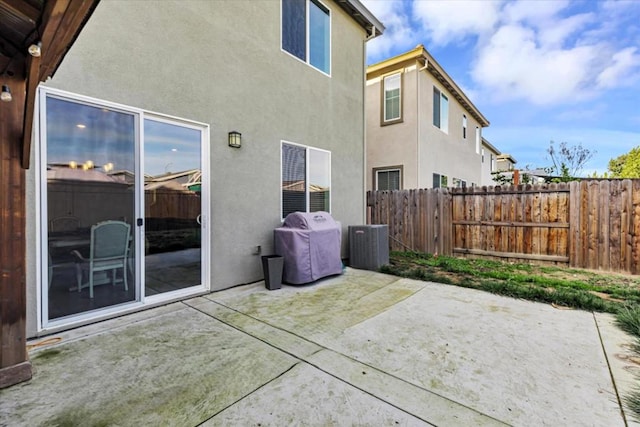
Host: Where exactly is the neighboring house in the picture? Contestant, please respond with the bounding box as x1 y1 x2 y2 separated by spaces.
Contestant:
366 45 490 192
480 137 501 186
496 153 518 172
4 0 384 352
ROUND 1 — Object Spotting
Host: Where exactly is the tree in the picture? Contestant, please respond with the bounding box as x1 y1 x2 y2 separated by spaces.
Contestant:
546 141 595 181
608 146 640 178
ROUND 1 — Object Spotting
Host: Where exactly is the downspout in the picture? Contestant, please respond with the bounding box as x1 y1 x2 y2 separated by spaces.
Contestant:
417 59 428 189
363 25 377 222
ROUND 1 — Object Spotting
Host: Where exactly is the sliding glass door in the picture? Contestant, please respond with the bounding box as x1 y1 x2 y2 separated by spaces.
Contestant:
143 118 203 297
40 88 209 328
43 95 138 321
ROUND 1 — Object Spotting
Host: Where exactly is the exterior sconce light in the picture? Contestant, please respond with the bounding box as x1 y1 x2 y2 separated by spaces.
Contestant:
28 42 42 57
1 85 12 102
228 131 241 148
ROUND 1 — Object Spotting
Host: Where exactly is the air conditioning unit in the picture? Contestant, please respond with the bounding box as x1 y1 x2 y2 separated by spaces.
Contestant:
348 225 389 271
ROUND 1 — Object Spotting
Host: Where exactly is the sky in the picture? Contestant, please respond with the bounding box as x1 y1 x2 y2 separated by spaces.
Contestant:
361 0 640 176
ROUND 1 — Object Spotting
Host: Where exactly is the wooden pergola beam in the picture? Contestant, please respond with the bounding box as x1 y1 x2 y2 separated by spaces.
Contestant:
0 0 99 389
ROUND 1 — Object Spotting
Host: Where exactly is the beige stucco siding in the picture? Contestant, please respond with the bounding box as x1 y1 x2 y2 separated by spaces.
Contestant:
26 0 369 335
417 70 483 188
481 144 501 186
365 65 419 190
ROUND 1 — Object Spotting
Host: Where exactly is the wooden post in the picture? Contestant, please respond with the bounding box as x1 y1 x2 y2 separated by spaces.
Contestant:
0 76 32 389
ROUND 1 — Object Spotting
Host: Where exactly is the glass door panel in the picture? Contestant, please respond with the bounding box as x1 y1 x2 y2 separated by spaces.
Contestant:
45 95 137 320
143 119 202 295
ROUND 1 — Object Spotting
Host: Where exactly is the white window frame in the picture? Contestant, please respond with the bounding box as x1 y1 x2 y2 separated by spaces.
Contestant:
281 141 331 219
36 86 210 333
280 0 332 76
475 126 481 154
433 86 449 133
433 173 448 188
383 73 402 123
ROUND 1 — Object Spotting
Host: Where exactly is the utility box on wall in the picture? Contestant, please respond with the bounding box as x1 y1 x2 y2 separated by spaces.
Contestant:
348 225 389 271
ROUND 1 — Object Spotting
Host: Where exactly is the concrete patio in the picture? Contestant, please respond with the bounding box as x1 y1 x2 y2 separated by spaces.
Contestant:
1 268 639 426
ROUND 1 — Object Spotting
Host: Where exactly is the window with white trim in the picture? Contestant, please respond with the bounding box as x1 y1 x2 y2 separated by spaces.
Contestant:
282 142 331 218
475 126 481 153
433 87 449 132
282 0 330 74
383 73 401 123
433 173 448 188
376 168 401 191
453 178 467 188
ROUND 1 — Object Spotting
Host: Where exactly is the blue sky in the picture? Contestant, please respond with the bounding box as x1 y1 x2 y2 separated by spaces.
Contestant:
361 0 640 175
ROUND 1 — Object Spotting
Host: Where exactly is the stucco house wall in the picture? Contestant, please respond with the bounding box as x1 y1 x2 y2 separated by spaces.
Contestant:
26 0 378 336
365 64 419 190
481 138 501 186
416 70 484 188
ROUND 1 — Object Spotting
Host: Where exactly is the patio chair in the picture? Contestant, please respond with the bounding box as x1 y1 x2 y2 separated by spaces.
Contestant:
49 215 80 233
72 220 131 298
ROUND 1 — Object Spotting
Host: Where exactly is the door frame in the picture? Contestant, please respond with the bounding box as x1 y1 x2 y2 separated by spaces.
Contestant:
36 86 210 333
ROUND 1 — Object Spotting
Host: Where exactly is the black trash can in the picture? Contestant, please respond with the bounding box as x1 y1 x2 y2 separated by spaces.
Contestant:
261 255 283 290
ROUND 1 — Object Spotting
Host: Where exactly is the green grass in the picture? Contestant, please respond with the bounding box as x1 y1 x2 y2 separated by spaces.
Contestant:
381 251 640 313
382 251 640 422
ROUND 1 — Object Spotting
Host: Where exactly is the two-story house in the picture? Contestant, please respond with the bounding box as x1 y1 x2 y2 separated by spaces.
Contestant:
366 45 490 191
480 137 501 186
1 0 383 386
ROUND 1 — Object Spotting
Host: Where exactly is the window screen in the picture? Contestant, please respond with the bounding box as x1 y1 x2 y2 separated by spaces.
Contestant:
377 169 400 191
384 74 401 122
282 143 306 217
282 142 330 218
282 0 330 74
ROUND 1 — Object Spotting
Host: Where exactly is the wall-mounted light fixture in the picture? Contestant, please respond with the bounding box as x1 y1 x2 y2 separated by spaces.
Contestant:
228 131 242 148
28 42 42 57
1 84 11 102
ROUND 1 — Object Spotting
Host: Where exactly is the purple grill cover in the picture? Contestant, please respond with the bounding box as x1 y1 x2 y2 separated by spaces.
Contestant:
274 212 342 284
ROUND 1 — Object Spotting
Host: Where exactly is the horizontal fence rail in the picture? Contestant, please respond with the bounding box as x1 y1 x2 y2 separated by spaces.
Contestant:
367 180 640 275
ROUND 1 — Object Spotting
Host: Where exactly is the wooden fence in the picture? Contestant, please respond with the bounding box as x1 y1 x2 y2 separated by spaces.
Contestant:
367 180 640 274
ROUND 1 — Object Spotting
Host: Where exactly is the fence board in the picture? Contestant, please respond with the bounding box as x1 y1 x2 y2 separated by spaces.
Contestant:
633 180 640 274
367 180 640 274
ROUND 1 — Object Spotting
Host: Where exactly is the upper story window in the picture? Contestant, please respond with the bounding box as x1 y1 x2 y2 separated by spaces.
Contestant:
462 115 467 139
481 148 485 163
282 0 331 75
433 87 449 133
282 142 331 218
382 73 402 124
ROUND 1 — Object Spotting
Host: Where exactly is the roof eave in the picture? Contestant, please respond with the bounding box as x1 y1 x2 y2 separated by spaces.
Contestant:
338 0 385 37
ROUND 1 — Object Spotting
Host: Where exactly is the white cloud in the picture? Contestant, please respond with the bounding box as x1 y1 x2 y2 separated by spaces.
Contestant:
362 0 417 61
467 0 639 106
502 0 570 25
536 13 595 48
472 25 599 105
412 0 503 46
363 0 640 107
596 47 640 89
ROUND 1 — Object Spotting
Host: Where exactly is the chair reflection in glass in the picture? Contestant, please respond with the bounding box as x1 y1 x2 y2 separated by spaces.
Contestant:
50 215 80 233
72 220 131 298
